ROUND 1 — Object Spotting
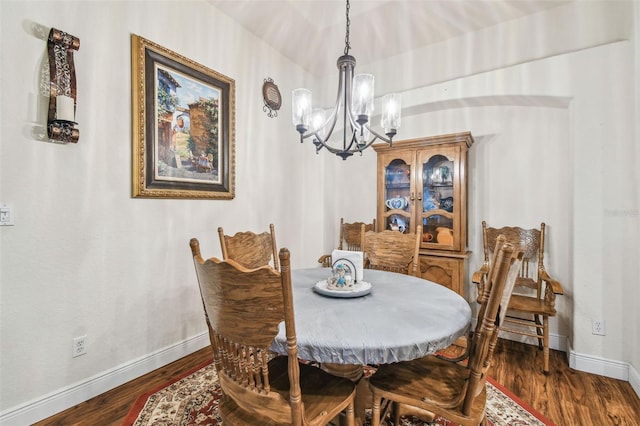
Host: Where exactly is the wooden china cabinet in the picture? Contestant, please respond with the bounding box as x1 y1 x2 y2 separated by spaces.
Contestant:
373 132 474 296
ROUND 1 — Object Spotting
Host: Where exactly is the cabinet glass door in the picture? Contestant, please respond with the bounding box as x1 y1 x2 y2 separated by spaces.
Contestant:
419 149 457 249
383 158 412 233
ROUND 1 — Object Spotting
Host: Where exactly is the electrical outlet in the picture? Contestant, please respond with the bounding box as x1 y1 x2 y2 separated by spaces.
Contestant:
592 320 606 336
73 335 87 357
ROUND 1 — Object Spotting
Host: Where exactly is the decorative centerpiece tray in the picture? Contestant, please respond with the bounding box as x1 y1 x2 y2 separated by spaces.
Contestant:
313 280 372 298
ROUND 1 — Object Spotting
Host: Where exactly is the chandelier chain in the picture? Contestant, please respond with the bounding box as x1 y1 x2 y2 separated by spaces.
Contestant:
344 0 351 55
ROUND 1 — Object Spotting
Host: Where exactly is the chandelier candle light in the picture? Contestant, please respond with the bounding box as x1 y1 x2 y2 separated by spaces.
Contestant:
292 0 401 160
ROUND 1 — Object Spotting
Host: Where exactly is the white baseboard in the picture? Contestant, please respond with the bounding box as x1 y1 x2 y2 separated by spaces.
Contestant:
498 330 567 353
0 332 210 426
630 363 640 398
569 349 630 381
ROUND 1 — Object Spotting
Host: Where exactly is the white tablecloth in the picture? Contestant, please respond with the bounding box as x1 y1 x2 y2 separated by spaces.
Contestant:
270 268 472 365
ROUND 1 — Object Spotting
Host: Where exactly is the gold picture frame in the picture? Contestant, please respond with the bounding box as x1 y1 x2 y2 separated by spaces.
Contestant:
131 34 235 199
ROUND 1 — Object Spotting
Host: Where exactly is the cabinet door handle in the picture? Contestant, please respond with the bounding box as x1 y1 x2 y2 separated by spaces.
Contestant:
417 193 422 201
410 193 415 201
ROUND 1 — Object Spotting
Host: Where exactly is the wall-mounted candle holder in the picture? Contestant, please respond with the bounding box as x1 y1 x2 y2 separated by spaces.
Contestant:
47 28 80 143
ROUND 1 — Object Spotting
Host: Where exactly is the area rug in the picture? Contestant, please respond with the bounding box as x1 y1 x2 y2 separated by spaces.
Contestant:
123 362 555 426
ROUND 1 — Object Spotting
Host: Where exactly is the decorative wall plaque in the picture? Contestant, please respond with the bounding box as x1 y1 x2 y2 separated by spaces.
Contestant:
262 78 281 118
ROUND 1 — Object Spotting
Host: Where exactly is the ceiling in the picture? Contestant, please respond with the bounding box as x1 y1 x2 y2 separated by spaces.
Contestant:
208 0 571 76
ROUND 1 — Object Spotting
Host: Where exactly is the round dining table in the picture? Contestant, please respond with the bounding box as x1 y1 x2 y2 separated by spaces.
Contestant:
270 267 472 425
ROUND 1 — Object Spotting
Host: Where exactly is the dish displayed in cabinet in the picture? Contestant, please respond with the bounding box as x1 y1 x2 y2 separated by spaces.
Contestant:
440 196 454 212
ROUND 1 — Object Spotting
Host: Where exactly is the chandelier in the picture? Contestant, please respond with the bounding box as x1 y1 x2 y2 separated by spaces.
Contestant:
291 0 401 160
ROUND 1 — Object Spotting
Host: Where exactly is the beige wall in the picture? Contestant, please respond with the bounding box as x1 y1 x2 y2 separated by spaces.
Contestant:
332 3 639 383
0 0 325 419
1 1 638 424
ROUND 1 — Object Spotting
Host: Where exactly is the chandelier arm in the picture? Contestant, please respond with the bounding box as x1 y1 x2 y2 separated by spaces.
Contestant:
320 144 351 155
342 83 360 131
300 103 339 142
305 120 363 151
340 59 378 136
345 125 360 151
357 136 383 152
342 87 349 151
342 59 357 142
323 80 342 136
311 138 352 155
340 59 353 152
311 129 357 155
302 130 324 142
324 140 361 156
300 55 347 144
305 116 388 157
364 123 392 144
293 81 342 143
312 121 357 155
345 104 362 131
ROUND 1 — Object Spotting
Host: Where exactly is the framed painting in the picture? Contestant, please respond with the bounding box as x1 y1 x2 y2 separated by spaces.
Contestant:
131 34 235 199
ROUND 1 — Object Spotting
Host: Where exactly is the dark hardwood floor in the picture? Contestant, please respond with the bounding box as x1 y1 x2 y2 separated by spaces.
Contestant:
34 339 640 425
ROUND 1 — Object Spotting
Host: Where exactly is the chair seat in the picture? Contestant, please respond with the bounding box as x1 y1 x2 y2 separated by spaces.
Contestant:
369 356 486 425
508 294 556 316
221 356 356 426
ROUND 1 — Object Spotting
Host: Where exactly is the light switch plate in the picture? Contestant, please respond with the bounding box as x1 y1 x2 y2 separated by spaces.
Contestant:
0 203 14 226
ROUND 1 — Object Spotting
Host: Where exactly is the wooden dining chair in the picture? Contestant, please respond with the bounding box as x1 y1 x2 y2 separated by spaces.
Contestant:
218 224 279 271
339 218 376 250
318 218 376 267
472 221 564 374
189 240 356 426
369 236 524 426
361 225 422 276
